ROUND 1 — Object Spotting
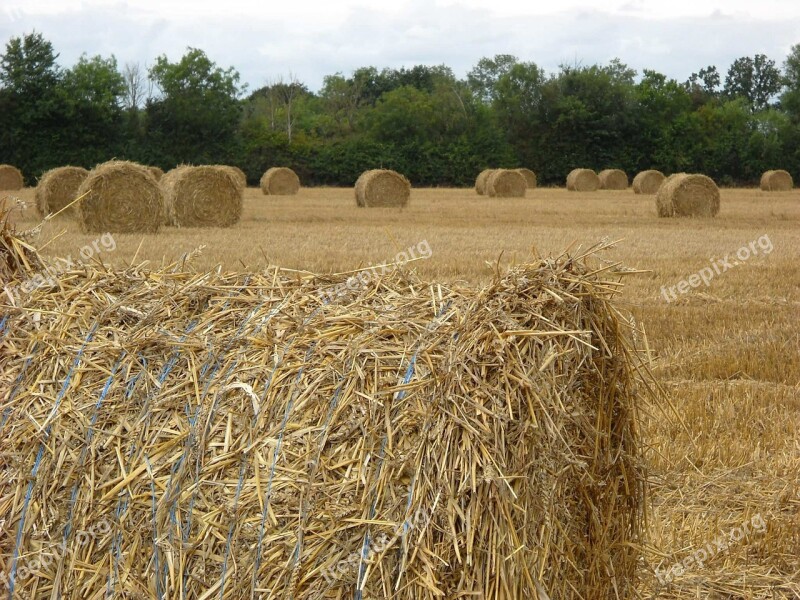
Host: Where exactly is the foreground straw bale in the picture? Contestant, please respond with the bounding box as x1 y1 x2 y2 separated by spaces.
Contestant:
147 166 164 181
355 169 411 207
656 173 720 217
0 214 647 598
34 166 88 217
76 160 164 233
161 165 243 227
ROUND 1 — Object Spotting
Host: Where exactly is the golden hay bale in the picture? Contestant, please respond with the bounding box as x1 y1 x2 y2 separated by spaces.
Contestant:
161 165 243 228
632 170 666 194
0 210 647 599
76 160 164 233
147 166 164 181
355 169 411 207
566 168 600 192
656 173 720 217
598 169 628 190
487 169 527 198
515 168 537 189
760 169 793 191
475 168 496 195
34 166 89 217
260 166 300 195
222 165 247 189
0 164 24 190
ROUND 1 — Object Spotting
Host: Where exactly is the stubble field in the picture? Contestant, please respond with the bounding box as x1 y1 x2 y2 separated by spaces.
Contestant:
5 185 800 598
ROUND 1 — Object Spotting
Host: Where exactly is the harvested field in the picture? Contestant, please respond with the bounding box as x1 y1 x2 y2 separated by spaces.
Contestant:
2 185 800 599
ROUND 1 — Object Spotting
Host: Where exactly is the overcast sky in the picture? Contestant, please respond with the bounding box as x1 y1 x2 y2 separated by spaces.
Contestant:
2 0 799 92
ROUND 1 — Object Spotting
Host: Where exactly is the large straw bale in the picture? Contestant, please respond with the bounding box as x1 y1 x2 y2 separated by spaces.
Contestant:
0 164 24 190
487 168 527 197
632 170 665 194
759 169 793 191
34 166 88 217
260 167 300 195
161 165 243 228
475 168 496 195
656 173 720 217
598 169 629 190
222 165 247 189
147 166 164 181
355 169 411 207
566 168 600 192
0 216 647 600
76 160 163 233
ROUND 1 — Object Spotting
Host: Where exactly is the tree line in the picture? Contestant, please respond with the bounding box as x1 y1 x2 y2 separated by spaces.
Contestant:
2 32 800 187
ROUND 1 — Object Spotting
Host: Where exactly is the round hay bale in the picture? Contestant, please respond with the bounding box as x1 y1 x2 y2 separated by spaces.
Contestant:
260 167 300 195
354 169 411 207
566 169 600 192
759 169 793 192
515 168 537 189
656 173 720 218
0 164 24 190
76 160 164 233
632 170 666 195
34 166 89 217
487 169 527 198
224 165 248 189
475 169 496 195
147 166 164 181
598 169 628 190
161 165 243 228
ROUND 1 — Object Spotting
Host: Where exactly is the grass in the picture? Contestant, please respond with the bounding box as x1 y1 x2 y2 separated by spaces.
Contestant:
4 185 800 598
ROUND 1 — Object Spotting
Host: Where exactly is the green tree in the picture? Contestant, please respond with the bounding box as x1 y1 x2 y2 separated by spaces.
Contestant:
724 55 782 111
468 54 518 104
146 47 243 165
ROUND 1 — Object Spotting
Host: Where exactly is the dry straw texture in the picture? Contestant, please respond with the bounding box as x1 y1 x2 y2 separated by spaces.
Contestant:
260 167 301 195
566 168 600 192
759 169 793 191
487 169 527 197
223 165 248 189
598 169 629 190
355 169 411 207
161 165 243 228
0 164 24 190
632 170 666 195
34 166 88 217
515 168 537 189
0 214 647 599
76 160 164 233
147 166 164 181
656 173 721 217
474 168 496 195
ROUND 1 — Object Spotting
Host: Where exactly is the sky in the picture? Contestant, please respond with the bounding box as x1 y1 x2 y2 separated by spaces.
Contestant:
1 0 799 92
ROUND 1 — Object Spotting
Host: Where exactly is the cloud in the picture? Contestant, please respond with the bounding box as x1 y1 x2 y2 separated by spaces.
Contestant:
0 2 798 92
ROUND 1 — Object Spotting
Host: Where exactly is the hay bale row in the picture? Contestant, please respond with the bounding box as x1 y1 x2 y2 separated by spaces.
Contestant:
476 168 536 195
0 164 24 190
598 169 628 190
656 173 720 217
77 160 164 233
355 169 411 207
566 168 600 192
487 169 527 197
161 165 243 228
760 169 793 191
261 167 300 195
633 170 666 194
34 166 88 217
0 211 647 599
